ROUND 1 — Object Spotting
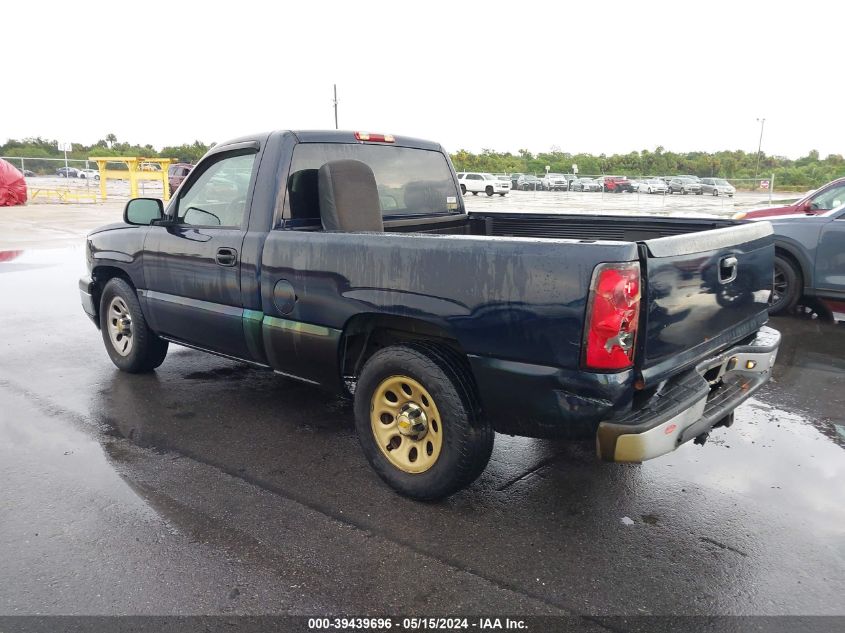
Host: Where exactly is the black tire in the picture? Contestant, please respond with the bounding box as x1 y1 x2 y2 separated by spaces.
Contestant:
696 191 703 195
460 184 466 195
471 191 478 195
681 188 687 195
485 186 494 196
354 343 494 500
713 190 719 196
769 255 801 316
99 277 169 373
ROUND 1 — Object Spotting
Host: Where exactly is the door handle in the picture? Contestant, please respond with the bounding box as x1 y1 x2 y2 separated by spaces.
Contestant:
215 247 238 267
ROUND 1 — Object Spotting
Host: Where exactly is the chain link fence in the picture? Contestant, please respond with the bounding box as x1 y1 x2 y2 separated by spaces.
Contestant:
2 155 168 203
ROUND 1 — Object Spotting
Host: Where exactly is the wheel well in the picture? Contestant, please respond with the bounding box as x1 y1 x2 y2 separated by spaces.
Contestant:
775 246 805 287
90 266 135 317
339 314 466 381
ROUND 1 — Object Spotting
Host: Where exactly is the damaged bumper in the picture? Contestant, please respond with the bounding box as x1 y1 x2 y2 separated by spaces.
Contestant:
596 326 780 462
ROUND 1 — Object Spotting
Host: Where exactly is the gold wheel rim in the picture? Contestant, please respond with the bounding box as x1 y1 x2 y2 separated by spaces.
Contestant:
370 375 443 474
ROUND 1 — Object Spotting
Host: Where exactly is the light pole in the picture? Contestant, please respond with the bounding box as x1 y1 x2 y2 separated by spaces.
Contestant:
754 117 766 184
333 84 338 130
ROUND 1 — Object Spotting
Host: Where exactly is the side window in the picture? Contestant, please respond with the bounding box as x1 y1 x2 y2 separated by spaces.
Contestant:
811 184 845 211
177 153 256 227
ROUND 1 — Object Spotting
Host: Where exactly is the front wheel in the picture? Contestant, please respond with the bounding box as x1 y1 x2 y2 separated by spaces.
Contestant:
485 186 494 196
769 255 801 315
460 184 466 195
99 278 168 373
713 190 719 196
354 344 494 500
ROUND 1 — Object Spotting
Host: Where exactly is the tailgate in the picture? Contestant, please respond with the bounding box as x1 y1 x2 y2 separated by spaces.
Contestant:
639 221 774 385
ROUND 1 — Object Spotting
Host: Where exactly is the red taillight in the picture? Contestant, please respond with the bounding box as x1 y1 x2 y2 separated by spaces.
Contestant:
583 262 641 371
354 131 395 143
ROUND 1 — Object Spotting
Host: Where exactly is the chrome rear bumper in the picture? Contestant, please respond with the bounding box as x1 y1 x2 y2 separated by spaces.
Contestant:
596 326 780 462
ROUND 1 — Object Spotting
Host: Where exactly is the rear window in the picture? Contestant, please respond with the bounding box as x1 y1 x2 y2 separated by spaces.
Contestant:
284 143 460 222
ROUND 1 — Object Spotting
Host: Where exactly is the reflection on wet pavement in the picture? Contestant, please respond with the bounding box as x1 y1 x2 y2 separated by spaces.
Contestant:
1 248 843 617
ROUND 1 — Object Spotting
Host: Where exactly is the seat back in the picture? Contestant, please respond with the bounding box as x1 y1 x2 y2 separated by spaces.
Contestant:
318 160 383 232
287 168 320 220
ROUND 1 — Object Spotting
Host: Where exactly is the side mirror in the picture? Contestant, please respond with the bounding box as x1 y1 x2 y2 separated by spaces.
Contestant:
124 198 164 225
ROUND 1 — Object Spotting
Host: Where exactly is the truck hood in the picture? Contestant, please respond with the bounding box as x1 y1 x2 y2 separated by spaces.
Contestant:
740 204 799 219
88 222 133 236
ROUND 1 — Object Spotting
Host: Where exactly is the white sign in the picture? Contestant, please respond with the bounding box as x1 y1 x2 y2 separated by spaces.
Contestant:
760 180 770 190
57 141 72 152
545 165 550 173
572 164 579 174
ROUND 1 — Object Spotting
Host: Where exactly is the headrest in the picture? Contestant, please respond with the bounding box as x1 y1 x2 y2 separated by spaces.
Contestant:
318 160 383 232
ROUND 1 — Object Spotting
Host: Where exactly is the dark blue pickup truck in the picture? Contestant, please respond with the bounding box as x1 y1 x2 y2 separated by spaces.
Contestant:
80 130 780 499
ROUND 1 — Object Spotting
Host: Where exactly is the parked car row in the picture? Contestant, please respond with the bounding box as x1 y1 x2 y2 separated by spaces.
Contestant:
466 172 739 196
54 166 100 180
50 163 196 192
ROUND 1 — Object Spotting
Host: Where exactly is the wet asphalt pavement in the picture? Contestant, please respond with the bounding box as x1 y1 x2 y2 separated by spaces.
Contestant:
0 247 843 620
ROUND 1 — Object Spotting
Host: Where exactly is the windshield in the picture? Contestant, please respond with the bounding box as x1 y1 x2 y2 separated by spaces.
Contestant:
714 179 730 186
285 143 460 220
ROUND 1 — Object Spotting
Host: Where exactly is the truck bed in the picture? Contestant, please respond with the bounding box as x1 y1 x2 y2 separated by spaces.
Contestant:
386 211 773 385
472 212 736 241
380 211 738 242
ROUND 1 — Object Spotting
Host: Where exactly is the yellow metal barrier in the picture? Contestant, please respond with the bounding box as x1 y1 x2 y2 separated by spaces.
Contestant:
88 157 173 201
29 188 101 203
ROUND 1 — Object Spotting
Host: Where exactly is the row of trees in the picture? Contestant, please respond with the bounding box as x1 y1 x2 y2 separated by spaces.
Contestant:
2 136 843 188
0 135 213 166
450 147 845 188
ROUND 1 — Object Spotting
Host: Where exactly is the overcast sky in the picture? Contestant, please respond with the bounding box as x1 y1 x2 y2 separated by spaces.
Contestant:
3 0 843 159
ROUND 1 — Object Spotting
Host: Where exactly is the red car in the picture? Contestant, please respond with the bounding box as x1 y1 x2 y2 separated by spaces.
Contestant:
735 176 845 220
602 176 634 193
